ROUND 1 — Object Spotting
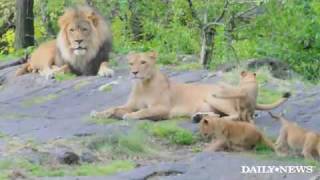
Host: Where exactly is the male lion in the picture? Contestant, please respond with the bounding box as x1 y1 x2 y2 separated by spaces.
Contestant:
16 6 113 78
193 71 290 123
200 115 275 152
269 112 320 160
91 52 226 120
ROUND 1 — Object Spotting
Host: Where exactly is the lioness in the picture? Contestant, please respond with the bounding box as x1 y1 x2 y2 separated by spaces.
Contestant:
91 52 226 120
269 112 320 160
200 115 275 152
16 6 114 78
193 71 290 123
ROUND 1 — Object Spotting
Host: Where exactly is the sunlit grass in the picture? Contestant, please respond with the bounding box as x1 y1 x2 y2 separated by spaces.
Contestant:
22 94 58 107
0 158 135 178
72 161 135 176
89 128 155 156
74 80 90 90
55 73 76 82
139 121 195 145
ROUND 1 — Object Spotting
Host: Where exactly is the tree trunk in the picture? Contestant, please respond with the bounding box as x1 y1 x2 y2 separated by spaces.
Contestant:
15 0 34 49
200 10 216 68
128 0 143 41
200 27 216 68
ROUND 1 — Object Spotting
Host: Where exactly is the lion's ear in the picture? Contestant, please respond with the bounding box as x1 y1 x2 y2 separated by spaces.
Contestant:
203 119 209 125
58 9 72 28
148 51 158 60
87 11 99 27
240 71 247 77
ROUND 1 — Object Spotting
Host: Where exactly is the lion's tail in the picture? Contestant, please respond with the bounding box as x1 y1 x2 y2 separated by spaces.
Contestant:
260 134 275 151
15 63 31 76
255 92 291 110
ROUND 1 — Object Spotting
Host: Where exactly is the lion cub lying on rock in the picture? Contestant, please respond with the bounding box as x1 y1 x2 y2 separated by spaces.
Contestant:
269 112 320 160
91 52 222 120
200 115 275 152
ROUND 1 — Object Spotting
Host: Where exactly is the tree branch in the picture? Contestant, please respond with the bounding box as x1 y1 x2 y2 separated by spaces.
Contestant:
186 0 202 27
0 13 15 37
214 0 229 23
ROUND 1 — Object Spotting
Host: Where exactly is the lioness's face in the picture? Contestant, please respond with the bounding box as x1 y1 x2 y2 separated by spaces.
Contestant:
127 52 157 80
240 71 256 83
66 20 92 56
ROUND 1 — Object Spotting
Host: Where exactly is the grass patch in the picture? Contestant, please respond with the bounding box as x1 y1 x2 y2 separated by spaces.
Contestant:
74 80 90 91
0 158 134 178
139 121 195 145
0 54 20 61
99 84 113 92
255 142 274 155
257 88 283 104
22 94 58 107
89 116 119 125
55 72 76 82
89 128 155 156
0 113 29 120
73 161 135 176
98 81 119 92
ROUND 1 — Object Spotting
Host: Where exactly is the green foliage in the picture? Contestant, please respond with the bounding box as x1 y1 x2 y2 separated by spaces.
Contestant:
231 0 320 81
0 158 134 178
255 141 274 155
140 121 195 145
257 88 283 104
90 128 153 156
22 94 59 107
54 72 76 82
72 161 135 176
89 117 118 125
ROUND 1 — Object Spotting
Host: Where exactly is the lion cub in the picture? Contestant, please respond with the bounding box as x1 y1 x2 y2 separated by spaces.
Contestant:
200 115 275 152
269 112 320 160
209 71 290 123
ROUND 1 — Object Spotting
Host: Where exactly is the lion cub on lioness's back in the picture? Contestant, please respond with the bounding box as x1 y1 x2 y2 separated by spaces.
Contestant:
209 71 290 123
269 112 320 160
200 115 275 152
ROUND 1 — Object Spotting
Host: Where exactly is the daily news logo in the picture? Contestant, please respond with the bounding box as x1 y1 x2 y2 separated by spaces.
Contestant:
241 166 314 174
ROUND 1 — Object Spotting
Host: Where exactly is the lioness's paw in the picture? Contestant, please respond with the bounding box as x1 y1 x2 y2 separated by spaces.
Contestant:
98 67 114 78
90 110 98 118
122 113 138 120
39 70 55 80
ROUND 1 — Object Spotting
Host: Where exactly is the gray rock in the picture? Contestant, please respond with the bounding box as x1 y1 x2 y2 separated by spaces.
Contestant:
57 151 80 165
80 151 98 163
0 62 319 180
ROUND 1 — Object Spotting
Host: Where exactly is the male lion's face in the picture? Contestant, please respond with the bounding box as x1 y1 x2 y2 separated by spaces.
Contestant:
127 52 157 80
66 20 93 56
